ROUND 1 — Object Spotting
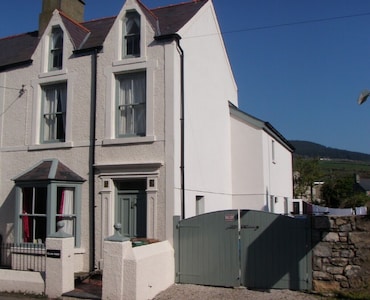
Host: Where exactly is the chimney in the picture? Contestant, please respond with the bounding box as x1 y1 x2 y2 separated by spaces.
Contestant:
39 0 85 36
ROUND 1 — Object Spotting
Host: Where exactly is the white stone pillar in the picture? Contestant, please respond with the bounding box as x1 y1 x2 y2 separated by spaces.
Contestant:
102 224 132 300
45 222 75 299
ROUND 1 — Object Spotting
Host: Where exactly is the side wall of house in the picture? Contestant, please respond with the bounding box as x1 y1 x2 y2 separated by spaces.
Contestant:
178 2 238 217
230 111 293 213
262 131 293 214
230 115 266 210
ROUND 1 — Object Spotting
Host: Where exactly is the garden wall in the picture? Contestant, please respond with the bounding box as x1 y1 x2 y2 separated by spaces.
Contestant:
312 215 370 292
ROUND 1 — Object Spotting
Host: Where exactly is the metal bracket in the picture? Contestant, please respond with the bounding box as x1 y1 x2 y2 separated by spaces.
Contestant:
241 225 259 230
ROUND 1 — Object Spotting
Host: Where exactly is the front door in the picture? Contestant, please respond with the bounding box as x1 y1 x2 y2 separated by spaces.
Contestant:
116 187 147 238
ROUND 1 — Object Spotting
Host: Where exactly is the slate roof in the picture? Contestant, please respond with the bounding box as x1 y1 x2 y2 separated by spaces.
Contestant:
358 178 370 192
229 102 295 152
13 159 85 182
0 0 208 70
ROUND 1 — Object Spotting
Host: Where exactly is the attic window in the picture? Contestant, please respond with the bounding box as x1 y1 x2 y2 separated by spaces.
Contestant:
49 26 63 70
123 11 140 58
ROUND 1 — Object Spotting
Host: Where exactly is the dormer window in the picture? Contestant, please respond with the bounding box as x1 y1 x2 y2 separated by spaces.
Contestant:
123 11 140 58
49 27 63 71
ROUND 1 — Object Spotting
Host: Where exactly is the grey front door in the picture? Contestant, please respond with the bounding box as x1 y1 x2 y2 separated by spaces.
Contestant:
117 192 146 238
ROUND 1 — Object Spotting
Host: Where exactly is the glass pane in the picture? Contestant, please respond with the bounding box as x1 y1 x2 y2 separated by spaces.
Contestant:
22 187 33 214
22 215 32 243
117 72 146 136
34 216 47 243
56 216 75 236
124 12 140 57
43 84 67 142
34 187 47 214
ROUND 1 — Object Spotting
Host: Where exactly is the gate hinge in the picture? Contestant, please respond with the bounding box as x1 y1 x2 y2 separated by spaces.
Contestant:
241 225 259 230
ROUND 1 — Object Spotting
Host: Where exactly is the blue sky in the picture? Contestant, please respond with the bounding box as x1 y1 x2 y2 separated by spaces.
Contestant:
2 0 370 153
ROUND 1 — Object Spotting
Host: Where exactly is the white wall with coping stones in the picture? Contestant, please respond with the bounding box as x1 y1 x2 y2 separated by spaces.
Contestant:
0 269 44 295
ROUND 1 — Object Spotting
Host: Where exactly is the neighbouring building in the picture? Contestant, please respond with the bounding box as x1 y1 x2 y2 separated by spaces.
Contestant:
0 0 294 273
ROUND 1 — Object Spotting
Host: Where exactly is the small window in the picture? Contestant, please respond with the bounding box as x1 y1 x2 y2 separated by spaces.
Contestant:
123 11 140 58
41 83 67 143
272 140 276 163
196 195 205 215
49 27 63 71
116 72 146 137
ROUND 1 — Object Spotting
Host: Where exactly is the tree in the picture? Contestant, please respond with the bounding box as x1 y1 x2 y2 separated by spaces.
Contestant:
293 157 321 200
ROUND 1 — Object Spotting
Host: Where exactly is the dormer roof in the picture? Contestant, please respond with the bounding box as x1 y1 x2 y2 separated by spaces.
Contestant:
0 0 208 70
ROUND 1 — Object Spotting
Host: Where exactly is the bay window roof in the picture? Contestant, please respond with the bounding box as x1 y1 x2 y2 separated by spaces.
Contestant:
13 159 85 182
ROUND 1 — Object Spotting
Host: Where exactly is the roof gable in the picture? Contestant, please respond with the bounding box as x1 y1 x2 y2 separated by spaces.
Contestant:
0 0 208 70
59 11 90 50
229 102 294 152
150 0 208 35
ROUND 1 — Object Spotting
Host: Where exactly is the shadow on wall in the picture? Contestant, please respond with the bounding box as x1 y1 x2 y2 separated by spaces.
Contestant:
240 210 328 291
0 187 16 243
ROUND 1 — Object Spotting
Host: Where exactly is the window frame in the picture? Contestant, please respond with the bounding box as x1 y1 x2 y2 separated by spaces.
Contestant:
115 71 146 138
122 11 141 58
41 82 67 144
49 26 64 71
15 181 82 247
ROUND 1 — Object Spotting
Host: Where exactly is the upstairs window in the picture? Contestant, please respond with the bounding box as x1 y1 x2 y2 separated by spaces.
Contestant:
123 11 140 58
116 72 146 137
49 27 63 71
42 83 67 143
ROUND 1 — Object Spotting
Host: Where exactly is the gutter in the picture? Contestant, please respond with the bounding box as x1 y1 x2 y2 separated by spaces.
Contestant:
154 34 185 219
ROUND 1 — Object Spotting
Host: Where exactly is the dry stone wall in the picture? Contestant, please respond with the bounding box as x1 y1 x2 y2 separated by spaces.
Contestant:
311 215 370 292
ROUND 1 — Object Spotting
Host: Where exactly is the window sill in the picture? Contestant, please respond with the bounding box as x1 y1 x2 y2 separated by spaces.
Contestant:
102 135 156 146
39 69 67 78
113 56 147 67
28 142 73 151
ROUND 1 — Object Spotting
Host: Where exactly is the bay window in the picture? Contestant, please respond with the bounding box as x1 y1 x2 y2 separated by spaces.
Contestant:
14 159 84 247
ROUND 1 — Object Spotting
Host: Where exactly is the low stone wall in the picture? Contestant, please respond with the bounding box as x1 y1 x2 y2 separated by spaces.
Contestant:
312 215 370 292
0 269 44 295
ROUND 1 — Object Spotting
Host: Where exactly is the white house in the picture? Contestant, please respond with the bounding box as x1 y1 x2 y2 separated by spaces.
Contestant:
0 0 294 273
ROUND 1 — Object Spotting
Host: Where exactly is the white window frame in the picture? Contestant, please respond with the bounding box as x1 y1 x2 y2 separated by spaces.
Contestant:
15 182 82 247
122 11 141 58
116 71 146 137
103 61 155 145
49 26 64 71
41 82 67 143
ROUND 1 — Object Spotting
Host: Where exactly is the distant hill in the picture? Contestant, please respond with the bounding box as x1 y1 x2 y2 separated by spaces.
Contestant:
289 140 370 162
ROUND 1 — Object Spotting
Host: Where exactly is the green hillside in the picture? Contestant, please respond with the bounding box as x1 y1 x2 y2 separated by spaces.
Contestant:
290 140 370 178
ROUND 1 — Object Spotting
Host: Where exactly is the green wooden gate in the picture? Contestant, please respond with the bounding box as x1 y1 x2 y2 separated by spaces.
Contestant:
175 210 312 290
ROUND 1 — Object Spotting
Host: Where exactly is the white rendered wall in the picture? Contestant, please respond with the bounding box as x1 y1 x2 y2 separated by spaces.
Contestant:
0 12 92 271
230 116 267 211
178 2 238 217
230 113 293 213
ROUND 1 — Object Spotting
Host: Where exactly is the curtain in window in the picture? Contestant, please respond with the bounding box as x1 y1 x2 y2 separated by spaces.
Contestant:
43 85 66 142
44 88 57 141
22 188 32 243
118 73 146 136
58 188 74 235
